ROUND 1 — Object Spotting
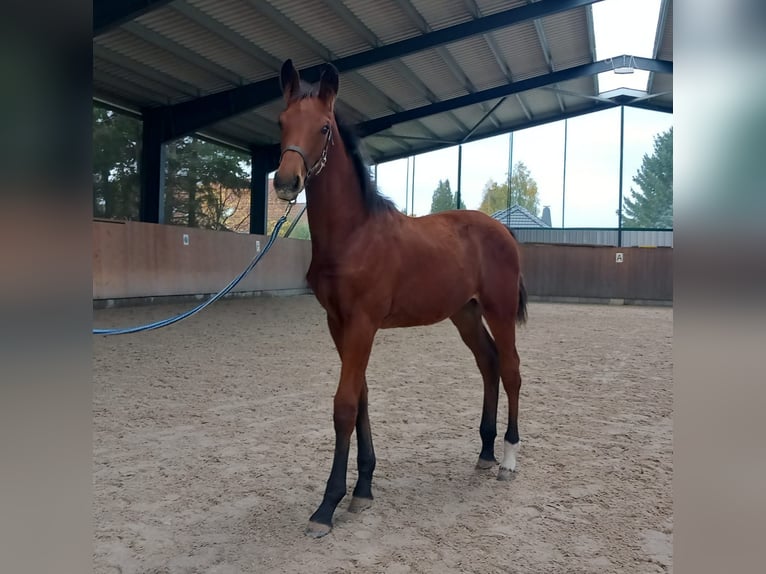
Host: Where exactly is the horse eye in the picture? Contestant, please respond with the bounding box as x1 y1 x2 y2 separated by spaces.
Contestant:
321 124 330 134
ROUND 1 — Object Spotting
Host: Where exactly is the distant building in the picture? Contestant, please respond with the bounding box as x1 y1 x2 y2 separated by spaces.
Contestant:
221 178 306 233
490 205 552 230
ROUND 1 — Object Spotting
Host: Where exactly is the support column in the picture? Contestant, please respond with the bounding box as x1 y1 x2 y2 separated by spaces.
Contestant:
617 106 625 247
562 118 568 228
139 113 165 223
456 145 462 210
250 146 278 235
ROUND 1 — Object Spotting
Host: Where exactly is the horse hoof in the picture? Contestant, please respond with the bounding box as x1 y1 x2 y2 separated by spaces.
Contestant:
497 467 516 481
476 456 498 470
348 496 373 513
305 521 332 538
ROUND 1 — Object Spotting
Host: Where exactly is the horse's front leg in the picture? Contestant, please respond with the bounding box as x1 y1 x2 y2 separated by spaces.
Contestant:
306 317 376 538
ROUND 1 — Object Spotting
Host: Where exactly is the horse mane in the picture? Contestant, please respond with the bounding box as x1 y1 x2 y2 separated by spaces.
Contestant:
294 80 397 214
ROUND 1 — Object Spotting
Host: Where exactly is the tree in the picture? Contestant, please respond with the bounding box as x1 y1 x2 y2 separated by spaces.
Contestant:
163 136 251 231
429 178 465 213
92 108 141 220
93 105 253 232
478 161 540 216
623 127 673 228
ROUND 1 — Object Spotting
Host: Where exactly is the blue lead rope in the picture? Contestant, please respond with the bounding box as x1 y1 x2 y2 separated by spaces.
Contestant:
94 208 293 336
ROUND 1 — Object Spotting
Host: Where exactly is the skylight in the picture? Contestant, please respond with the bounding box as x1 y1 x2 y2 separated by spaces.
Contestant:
592 0 663 93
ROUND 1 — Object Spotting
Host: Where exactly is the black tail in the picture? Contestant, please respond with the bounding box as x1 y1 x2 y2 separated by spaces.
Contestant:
505 226 527 325
517 274 528 325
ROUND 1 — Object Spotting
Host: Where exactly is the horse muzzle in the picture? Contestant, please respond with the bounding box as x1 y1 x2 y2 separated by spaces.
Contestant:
273 169 304 201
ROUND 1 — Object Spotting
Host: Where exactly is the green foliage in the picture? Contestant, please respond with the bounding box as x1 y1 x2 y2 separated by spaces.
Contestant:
478 161 540 216
429 179 465 213
92 107 141 219
267 217 311 240
623 127 673 228
164 136 251 231
93 105 252 231
286 220 311 240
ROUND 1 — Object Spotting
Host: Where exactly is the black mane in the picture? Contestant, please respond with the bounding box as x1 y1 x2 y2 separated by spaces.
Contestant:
334 115 397 214
295 80 397 214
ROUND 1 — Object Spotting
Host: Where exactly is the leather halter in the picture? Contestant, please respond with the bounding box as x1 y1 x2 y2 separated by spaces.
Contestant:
279 127 334 184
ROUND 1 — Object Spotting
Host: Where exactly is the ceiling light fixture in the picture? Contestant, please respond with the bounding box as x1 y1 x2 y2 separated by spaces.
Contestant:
611 55 637 75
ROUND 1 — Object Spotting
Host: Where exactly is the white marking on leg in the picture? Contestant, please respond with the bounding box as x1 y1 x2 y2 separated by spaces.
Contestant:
500 440 519 472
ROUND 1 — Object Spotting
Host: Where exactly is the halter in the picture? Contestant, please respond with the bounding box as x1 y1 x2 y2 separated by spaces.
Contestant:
280 127 334 184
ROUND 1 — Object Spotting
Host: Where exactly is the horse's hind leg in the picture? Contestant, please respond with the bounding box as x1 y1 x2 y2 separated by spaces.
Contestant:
348 379 375 513
450 300 500 469
481 311 522 481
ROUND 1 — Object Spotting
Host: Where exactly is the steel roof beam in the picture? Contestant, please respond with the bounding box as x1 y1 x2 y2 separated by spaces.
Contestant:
371 102 619 164
461 97 507 142
391 0 500 130
526 1 567 113
324 0 470 134
93 0 173 37
238 0 414 152
356 56 671 137
122 21 244 87
94 45 201 96
170 2 282 70
149 0 603 141
585 5 600 96
624 100 673 114
462 0 534 122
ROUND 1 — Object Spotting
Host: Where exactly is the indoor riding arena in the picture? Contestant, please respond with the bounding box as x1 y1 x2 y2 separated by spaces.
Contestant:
93 1 673 573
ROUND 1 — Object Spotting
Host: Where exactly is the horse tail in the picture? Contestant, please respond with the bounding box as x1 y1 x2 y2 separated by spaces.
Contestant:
506 226 528 325
517 274 528 325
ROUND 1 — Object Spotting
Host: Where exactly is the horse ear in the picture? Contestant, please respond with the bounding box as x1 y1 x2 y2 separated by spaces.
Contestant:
280 59 300 102
318 63 339 107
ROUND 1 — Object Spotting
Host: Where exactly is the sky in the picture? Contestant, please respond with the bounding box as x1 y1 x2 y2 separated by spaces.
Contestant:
367 0 673 227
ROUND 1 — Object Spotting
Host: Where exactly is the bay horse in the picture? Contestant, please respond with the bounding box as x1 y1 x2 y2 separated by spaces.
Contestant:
273 59 527 538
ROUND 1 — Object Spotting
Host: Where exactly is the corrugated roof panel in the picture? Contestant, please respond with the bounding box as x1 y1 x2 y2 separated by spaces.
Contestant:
658 1 672 60
483 97 528 128
651 73 672 95
139 4 276 83
96 30 230 96
334 73 397 120
268 0 372 59
136 16 253 84
251 100 286 125
189 0 316 74
542 8 593 70
521 88 561 117
365 138 408 164
443 35 508 90
412 114 461 142
474 0 527 17
490 22 549 81
93 50 198 100
334 100 369 126
556 76 599 103
400 49 469 101
409 0 472 30
448 105 488 133
132 8 245 83
94 66 172 107
344 0 422 44
91 0 671 164
357 62 433 111
547 76 599 112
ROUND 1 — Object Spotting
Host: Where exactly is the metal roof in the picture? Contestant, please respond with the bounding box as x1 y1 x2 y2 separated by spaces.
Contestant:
93 0 673 163
491 205 552 228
